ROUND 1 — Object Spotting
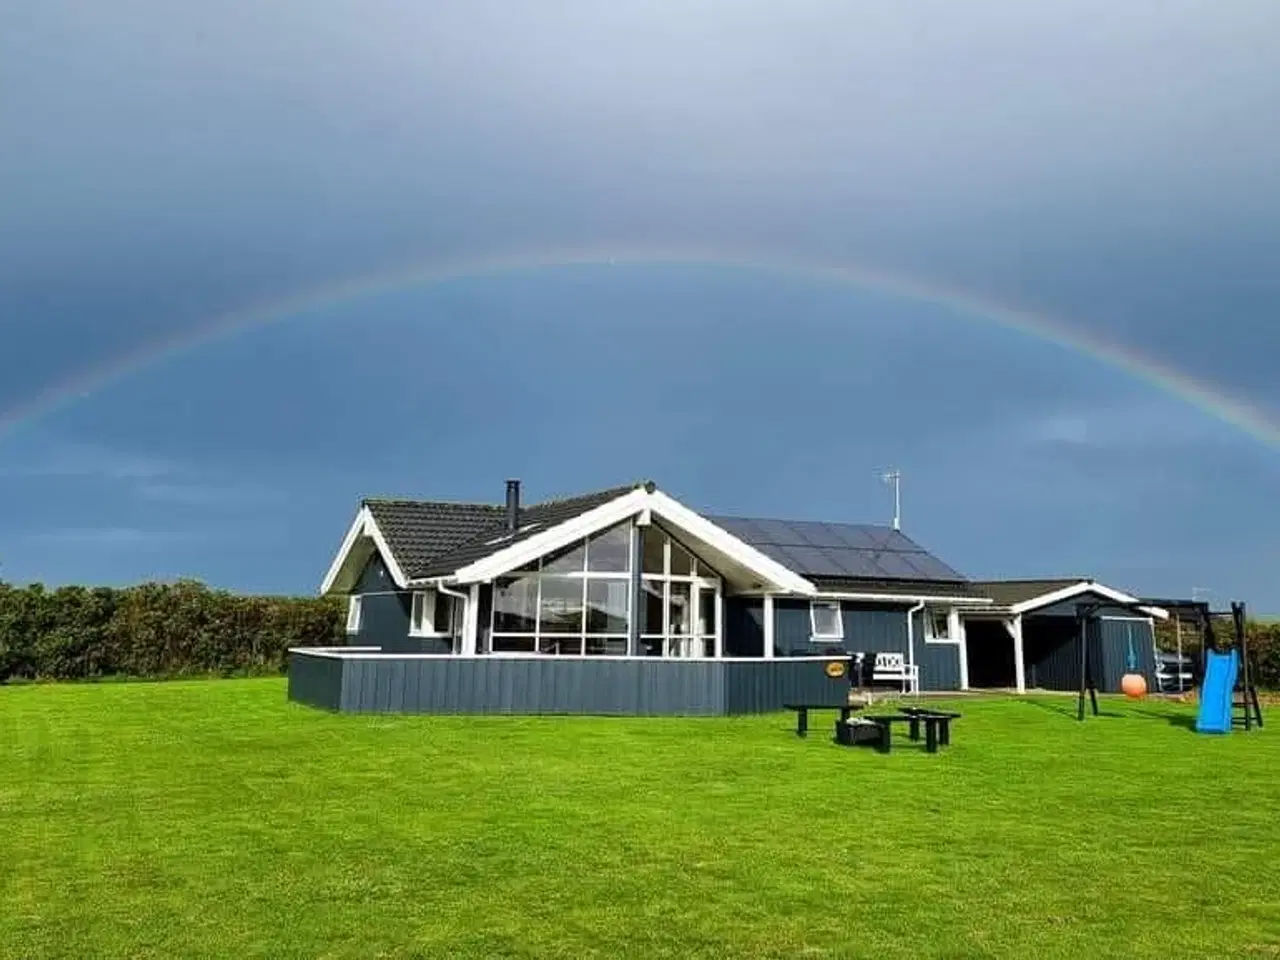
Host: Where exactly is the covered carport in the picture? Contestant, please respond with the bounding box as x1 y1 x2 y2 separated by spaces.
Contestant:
962 580 1168 694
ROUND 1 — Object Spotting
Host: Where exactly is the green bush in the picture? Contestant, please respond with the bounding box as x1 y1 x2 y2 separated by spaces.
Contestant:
1154 615 1280 690
0 579 344 683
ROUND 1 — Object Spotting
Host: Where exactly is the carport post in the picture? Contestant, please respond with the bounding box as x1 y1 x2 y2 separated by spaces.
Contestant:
1011 614 1027 694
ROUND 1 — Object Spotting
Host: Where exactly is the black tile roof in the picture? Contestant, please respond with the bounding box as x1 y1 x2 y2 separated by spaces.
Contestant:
970 578 1092 606
363 482 649 580
418 483 647 577
363 499 505 580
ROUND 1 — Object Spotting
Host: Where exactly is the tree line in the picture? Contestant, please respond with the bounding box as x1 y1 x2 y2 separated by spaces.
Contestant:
0 580 344 682
1153 615 1279 690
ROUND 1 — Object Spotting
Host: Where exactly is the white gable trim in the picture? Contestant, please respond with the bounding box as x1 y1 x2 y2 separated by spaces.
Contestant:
442 487 816 595
647 490 816 596
319 506 410 594
1009 580 1168 620
444 488 651 585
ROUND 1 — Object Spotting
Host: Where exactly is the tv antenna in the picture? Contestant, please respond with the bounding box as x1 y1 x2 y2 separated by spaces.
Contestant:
878 469 902 531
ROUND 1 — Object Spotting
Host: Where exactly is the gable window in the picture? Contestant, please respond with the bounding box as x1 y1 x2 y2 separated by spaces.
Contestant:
810 601 843 640
410 591 455 636
925 607 954 642
490 522 635 656
345 596 363 634
638 525 722 659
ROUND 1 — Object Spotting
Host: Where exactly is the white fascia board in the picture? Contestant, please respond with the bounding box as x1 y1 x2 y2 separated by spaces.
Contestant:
318 506 409 594
450 488 652 583
449 487 817 595
1008 580 1169 620
647 490 816 596
815 591 994 606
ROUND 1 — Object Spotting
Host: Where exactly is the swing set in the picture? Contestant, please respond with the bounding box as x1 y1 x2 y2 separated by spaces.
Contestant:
1073 598 1264 731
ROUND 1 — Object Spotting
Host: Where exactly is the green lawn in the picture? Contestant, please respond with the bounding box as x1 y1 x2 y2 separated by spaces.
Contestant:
2 681 1278 959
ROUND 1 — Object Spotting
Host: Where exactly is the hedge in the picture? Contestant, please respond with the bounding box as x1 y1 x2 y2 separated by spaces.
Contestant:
1154 616 1280 690
0 580 345 682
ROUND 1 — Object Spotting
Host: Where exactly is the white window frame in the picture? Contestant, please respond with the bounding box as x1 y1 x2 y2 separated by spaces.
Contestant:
809 601 844 641
345 595 363 634
639 526 721 659
410 590 447 638
924 606 960 644
489 523 635 657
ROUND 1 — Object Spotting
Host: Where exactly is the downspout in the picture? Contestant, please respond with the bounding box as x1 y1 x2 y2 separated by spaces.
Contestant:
906 601 925 677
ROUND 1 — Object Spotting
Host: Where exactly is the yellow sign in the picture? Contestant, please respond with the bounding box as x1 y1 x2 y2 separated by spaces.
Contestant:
824 661 847 679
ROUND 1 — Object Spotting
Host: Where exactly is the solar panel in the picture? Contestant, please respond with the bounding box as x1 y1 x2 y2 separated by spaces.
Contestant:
785 545 848 577
708 513 965 583
790 522 852 549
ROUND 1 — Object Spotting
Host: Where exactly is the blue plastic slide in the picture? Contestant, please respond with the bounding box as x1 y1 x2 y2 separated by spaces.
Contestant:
1196 649 1239 734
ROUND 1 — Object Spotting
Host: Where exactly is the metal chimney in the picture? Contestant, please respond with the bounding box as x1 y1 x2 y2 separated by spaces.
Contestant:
505 479 521 533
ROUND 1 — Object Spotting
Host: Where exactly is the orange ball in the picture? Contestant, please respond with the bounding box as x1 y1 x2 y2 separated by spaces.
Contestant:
1121 673 1148 699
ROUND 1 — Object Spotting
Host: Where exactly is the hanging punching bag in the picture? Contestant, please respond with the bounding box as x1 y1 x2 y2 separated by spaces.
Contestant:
1121 623 1147 699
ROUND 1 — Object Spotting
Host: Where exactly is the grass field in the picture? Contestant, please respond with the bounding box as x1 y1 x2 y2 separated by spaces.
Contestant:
2 680 1278 959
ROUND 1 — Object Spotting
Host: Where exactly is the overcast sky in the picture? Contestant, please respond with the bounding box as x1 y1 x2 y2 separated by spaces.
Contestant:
3 1 1278 607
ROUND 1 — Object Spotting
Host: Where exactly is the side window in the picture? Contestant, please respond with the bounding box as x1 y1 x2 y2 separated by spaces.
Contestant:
346 596 363 634
410 591 437 636
809 601 843 639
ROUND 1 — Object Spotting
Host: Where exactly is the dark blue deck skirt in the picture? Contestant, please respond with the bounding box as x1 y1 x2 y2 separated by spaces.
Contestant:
288 650 854 716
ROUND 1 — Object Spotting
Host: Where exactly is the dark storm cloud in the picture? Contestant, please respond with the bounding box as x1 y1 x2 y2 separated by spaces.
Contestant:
5 0 1280 406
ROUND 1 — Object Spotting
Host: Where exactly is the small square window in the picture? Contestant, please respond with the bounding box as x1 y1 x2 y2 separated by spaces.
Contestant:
810 601 843 640
927 609 952 641
346 596 363 634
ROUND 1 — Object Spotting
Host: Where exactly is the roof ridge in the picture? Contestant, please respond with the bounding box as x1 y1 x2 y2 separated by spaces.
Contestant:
709 511 897 530
974 577 1091 585
363 496 503 509
525 480 651 510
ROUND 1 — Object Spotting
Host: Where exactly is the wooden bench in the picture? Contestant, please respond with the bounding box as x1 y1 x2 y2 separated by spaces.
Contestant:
900 707 962 748
783 703 861 737
857 711 959 754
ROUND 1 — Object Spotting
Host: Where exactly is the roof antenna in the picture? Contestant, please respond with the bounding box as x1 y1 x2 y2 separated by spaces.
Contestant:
879 469 902 531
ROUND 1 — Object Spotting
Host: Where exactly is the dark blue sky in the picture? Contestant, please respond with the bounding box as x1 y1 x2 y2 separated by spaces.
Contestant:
3 2 1279 608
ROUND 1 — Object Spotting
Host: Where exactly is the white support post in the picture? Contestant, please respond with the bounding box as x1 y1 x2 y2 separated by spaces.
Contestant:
1012 614 1027 694
461 584 480 656
714 591 724 660
958 617 970 691
763 594 776 659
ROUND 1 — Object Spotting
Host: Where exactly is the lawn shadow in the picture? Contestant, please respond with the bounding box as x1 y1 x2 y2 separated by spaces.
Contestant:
1124 707 1200 732
1019 697 1126 720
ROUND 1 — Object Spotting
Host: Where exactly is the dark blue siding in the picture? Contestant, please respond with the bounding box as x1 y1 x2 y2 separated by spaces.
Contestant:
724 597 765 657
723 660 852 712
1022 616 1156 692
350 553 413 648
912 610 962 691
773 599 911 658
290 652 853 715
1030 593 1151 619
1098 618 1156 692
287 650 344 709
842 603 911 655
769 599 960 691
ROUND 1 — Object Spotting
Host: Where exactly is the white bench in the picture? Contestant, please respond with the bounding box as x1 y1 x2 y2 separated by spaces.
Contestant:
872 652 920 694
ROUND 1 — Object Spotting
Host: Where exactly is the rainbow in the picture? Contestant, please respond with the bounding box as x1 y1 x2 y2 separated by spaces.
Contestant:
4 246 1279 449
